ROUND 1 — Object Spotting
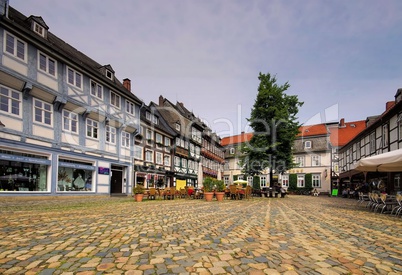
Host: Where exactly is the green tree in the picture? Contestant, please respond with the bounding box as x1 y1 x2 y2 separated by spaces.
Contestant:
241 73 303 187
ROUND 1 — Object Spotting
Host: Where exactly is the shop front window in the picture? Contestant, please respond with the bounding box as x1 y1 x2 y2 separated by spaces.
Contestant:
0 152 49 191
57 159 94 192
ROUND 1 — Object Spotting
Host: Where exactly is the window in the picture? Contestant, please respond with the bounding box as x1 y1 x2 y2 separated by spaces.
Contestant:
134 146 143 160
105 126 116 144
260 176 267 187
297 174 305 188
110 92 120 108
156 152 163 165
4 32 26 61
312 174 321 188
282 174 289 188
164 137 171 151
38 52 56 76
182 159 187 169
33 22 45 37
356 141 361 159
188 160 194 170
156 133 163 148
106 70 113 80
311 155 320 166
224 161 229 170
145 150 153 162
394 174 401 191
382 124 388 148
0 152 48 192
304 141 312 149
67 67 82 89
369 132 376 153
248 176 253 186
86 119 98 139
33 99 52 125
146 129 153 145
230 148 235 154
175 123 180 131
191 127 201 143
224 176 229 185
295 156 305 167
164 155 171 166
90 80 103 99
152 115 158 124
0 85 21 117
121 131 130 148
398 114 402 141
145 111 159 124
57 162 93 192
174 156 180 166
62 110 78 133
126 100 135 115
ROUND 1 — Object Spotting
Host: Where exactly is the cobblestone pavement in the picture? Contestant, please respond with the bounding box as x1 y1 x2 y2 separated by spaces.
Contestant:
0 195 401 275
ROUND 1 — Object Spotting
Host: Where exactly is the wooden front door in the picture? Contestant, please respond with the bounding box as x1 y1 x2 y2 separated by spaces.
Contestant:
111 166 123 194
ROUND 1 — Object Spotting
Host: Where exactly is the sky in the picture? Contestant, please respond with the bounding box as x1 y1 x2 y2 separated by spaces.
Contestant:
10 0 402 137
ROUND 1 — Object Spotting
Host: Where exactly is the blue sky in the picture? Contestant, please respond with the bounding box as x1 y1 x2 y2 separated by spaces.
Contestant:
11 0 402 137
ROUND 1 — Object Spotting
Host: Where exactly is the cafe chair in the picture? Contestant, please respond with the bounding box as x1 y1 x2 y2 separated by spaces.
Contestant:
148 187 157 200
229 185 239 200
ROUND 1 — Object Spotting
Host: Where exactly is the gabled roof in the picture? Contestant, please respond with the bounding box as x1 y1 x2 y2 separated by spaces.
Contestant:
221 132 253 146
6 6 142 105
297 124 328 137
340 96 402 151
144 102 178 137
27 15 49 29
329 120 366 147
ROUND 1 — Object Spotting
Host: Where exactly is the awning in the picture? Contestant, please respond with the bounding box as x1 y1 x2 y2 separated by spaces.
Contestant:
354 149 402 172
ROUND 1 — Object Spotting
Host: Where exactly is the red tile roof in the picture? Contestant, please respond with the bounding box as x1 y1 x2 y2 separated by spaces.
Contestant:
329 120 366 147
297 124 328 137
220 119 366 147
221 132 253 146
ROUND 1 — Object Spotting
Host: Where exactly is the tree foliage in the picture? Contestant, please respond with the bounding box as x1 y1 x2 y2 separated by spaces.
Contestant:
241 73 303 186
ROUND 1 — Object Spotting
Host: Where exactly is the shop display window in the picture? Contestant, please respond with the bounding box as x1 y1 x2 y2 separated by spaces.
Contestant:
0 160 48 191
57 159 94 192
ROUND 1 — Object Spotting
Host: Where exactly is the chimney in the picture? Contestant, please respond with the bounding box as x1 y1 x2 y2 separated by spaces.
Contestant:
339 118 345 128
123 78 131 92
159 95 164 106
385 101 395 111
0 0 9 17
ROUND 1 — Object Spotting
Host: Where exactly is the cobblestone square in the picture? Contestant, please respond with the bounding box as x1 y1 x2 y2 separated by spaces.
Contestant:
0 196 401 274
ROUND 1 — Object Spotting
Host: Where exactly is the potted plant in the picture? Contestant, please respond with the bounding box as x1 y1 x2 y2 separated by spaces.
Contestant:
202 177 215 202
133 184 145 202
215 179 226 202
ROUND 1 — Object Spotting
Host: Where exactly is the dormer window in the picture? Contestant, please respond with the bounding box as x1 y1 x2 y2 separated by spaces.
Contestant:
106 70 113 80
27 16 49 38
145 111 158 124
34 22 44 37
304 141 312 149
175 123 181 131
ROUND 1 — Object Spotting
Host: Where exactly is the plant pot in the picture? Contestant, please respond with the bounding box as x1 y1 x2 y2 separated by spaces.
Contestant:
134 194 144 202
215 192 225 202
204 192 214 202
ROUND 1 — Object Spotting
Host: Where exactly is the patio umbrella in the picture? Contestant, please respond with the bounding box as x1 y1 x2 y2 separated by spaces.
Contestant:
233 179 248 184
354 149 402 172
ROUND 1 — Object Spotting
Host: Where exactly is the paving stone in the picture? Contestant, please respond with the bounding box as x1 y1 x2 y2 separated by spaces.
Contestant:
0 196 401 274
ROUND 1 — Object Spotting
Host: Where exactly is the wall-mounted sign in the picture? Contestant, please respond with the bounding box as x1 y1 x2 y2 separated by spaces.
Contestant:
98 167 110 175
